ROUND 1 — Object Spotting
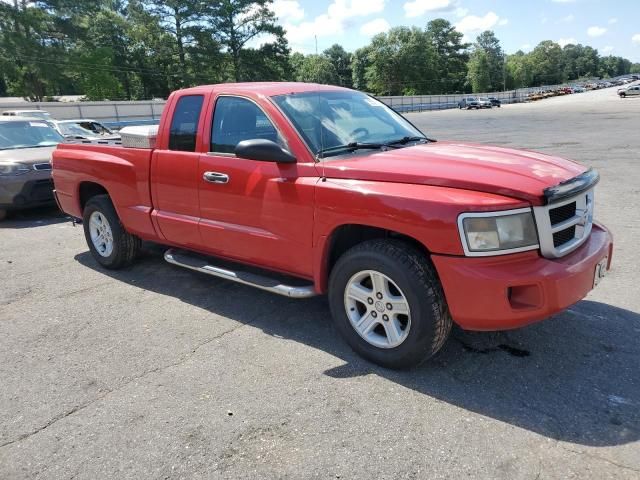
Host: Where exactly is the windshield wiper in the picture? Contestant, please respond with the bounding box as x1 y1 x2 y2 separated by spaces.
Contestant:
317 136 432 159
317 142 386 158
1 144 55 150
383 136 429 147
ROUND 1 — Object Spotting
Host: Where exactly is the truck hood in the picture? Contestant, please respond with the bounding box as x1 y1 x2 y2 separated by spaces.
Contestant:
320 141 587 204
0 146 56 166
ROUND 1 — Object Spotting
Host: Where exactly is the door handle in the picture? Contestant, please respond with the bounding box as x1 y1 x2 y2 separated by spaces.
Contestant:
203 171 229 184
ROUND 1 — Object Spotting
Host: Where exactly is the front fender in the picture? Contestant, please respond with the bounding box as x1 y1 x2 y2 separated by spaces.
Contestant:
311 178 528 292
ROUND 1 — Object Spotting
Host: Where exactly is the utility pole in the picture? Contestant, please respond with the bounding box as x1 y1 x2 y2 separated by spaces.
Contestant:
503 52 507 91
315 35 318 55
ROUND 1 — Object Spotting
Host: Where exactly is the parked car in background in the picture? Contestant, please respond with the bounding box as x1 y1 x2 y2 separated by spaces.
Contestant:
478 97 493 108
572 86 585 93
458 97 480 109
618 85 640 97
54 119 120 141
2 109 52 121
0 117 63 220
487 97 501 107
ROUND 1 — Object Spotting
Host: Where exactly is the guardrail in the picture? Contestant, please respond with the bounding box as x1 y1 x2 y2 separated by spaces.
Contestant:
0 100 166 129
0 82 597 126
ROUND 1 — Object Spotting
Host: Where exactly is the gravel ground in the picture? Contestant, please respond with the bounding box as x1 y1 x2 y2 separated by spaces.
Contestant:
1 87 638 480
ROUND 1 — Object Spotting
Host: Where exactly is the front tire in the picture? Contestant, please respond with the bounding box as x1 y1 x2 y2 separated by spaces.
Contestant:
82 195 141 269
328 240 452 369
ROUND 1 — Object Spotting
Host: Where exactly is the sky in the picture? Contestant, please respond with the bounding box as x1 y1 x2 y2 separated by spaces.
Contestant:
267 0 640 62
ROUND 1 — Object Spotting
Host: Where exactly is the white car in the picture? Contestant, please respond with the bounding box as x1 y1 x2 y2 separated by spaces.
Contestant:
618 85 640 97
54 119 120 140
2 109 52 121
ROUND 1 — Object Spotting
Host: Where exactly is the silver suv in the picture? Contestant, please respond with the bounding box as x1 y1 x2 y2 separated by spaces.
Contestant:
619 85 640 97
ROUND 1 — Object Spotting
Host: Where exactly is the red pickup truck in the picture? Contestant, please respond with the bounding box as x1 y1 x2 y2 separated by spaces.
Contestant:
52 83 612 368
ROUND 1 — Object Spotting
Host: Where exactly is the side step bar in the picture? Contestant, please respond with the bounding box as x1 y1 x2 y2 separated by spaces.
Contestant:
164 249 317 299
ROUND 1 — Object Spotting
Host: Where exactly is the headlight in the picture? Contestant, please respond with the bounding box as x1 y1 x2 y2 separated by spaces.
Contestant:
0 162 31 176
458 208 539 256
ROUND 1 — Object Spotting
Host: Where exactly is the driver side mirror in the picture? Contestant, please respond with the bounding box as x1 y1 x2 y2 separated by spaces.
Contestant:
235 139 296 164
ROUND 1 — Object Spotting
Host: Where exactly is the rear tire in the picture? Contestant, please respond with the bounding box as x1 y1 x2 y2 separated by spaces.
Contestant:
82 195 141 269
328 239 452 369
0 209 6 221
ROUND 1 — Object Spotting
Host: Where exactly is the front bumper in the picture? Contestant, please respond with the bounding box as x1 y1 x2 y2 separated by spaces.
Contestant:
431 222 613 331
0 170 55 210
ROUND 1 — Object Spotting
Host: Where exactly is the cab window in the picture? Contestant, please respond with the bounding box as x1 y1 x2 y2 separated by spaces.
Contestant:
210 96 284 154
169 95 204 152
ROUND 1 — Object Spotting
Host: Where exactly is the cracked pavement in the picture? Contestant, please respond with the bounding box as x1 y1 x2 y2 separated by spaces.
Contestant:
1 87 639 479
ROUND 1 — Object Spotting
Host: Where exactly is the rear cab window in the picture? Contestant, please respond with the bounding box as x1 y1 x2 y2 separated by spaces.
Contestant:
169 95 204 151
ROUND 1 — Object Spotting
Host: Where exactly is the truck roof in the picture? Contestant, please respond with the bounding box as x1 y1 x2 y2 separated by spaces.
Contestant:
177 82 350 97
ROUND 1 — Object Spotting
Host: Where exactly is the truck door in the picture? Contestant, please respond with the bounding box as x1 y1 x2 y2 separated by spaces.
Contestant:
151 94 205 248
197 95 315 279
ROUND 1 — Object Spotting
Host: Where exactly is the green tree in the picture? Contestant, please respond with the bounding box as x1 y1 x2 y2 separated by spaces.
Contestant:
474 30 504 91
467 48 491 92
206 0 286 82
529 40 563 85
425 19 469 93
239 36 292 81
323 44 352 87
365 27 435 95
505 51 532 89
139 0 204 87
75 47 125 100
292 54 339 84
350 46 371 91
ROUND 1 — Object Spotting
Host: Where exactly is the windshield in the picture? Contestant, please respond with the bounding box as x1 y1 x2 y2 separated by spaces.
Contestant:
272 90 424 158
0 120 63 150
79 121 113 135
58 122 96 137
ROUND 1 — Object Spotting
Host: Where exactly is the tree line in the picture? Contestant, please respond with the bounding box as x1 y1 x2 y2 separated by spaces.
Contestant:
1 0 638 101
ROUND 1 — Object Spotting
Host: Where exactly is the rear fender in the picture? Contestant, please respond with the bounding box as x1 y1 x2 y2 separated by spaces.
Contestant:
52 146 156 239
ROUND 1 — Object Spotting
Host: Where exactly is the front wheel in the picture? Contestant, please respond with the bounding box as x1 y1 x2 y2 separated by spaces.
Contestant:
329 240 452 369
619 93 626 98
82 194 141 269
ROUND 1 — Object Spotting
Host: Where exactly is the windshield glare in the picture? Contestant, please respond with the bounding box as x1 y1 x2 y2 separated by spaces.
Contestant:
0 121 63 150
272 91 424 157
59 122 96 137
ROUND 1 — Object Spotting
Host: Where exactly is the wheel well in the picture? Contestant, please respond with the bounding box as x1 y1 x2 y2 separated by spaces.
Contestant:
79 182 109 211
327 225 429 275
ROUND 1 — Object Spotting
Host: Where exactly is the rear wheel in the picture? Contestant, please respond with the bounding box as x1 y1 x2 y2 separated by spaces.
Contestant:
0 209 6 221
329 239 452 369
82 195 141 269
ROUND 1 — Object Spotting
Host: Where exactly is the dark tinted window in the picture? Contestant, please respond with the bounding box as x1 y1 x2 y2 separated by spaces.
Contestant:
211 96 283 154
169 95 203 151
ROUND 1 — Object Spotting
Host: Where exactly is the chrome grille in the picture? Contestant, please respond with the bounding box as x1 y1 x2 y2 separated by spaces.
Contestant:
533 188 594 258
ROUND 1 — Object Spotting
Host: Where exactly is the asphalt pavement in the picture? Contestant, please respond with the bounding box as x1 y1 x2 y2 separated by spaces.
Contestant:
1 86 638 479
